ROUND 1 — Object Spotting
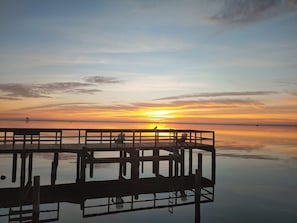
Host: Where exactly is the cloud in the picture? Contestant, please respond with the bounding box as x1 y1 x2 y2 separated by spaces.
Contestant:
0 75 123 99
15 102 96 111
210 0 297 24
0 82 99 99
0 96 21 100
84 76 123 84
155 91 277 101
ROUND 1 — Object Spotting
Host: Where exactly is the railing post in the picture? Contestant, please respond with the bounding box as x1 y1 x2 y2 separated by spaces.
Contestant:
109 131 112 149
60 131 62 149
4 131 7 144
78 130 81 144
212 131 215 147
133 131 135 148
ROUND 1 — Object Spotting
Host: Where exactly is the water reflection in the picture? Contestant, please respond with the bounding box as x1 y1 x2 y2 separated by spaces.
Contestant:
0 159 214 223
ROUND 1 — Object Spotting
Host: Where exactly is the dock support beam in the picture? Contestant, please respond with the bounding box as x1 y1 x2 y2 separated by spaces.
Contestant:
12 153 17 183
212 149 216 184
153 148 159 176
28 153 33 184
20 151 26 187
76 153 81 182
189 148 193 175
51 152 59 185
80 148 87 182
181 149 185 176
33 176 40 222
89 151 94 178
195 153 203 223
131 148 139 180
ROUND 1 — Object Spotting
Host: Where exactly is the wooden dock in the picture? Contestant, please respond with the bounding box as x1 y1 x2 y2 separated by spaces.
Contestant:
0 128 215 222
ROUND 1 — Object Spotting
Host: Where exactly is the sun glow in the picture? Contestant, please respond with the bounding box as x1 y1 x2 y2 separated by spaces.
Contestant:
144 110 176 121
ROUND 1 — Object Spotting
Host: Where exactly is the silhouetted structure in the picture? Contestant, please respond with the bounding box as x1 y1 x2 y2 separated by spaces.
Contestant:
0 128 216 222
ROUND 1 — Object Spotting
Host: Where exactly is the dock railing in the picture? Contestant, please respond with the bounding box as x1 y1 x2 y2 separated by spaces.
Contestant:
0 128 215 149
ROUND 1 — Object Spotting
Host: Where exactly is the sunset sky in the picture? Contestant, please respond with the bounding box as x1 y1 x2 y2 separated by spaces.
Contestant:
0 0 297 126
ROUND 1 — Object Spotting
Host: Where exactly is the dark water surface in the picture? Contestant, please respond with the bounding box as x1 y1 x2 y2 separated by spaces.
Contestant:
0 121 296 223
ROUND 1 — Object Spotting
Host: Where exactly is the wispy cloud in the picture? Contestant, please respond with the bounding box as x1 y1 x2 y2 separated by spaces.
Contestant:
155 91 277 101
0 75 123 99
84 76 123 84
0 96 21 100
0 82 97 99
210 0 297 24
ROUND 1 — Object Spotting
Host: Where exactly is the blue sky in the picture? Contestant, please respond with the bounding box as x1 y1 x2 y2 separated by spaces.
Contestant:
0 0 297 125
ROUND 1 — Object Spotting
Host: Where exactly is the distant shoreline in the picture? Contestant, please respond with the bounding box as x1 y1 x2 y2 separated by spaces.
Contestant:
0 118 296 128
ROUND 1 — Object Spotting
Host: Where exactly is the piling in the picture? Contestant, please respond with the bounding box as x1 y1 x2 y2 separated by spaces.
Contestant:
195 154 202 223
12 153 17 183
32 176 40 222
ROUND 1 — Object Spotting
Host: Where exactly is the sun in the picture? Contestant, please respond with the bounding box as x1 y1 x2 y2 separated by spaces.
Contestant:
145 110 176 121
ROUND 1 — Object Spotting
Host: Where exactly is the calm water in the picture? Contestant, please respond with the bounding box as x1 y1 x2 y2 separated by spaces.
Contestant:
0 121 296 223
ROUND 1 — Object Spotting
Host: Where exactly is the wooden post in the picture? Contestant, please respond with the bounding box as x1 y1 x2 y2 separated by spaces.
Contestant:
212 131 216 184
189 148 193 175
174 151 179 177
90 151 94 178
119 150 123 178
33 176 40 222
78 130 81 144
20 151 26 187
4 131 7 144
12 153 17 183
181 149 185 176
123 151 127 176
60 131 62 149
169 154 173 177
195 168 201 223
152 148 159 175
212 149 216 184
76 153 81 182
131 148 139 180
198 153 202 176
141 149 144 174
51 152 59 185
81 147 87 182
23 134 26 149
195 153 203 222
28 153 33 184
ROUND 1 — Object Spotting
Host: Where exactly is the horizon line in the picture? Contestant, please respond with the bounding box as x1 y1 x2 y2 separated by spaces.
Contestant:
0 118 297 128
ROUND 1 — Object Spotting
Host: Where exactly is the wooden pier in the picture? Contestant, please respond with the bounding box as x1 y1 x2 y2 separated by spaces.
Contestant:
0 128 215 222
0 128 216 183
